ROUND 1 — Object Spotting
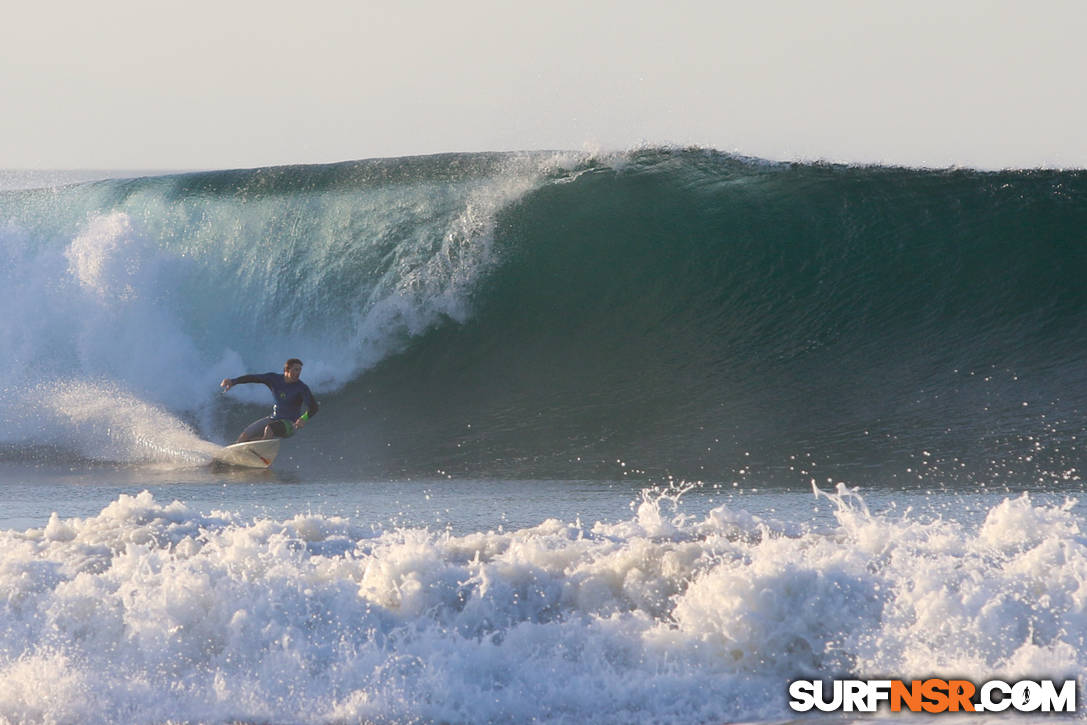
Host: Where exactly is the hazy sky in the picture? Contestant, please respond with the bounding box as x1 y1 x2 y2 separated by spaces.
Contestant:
3 0 1084 170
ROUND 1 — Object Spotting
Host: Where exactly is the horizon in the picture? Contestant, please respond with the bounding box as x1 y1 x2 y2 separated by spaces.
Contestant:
4 1 1085 171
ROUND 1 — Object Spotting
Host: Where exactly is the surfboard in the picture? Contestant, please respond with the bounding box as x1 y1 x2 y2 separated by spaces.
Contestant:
211 438 281 468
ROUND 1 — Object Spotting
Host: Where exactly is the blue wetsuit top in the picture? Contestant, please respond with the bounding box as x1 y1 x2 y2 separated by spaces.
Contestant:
229 373 319 421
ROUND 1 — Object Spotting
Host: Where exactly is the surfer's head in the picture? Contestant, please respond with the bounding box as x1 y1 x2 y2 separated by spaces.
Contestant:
284 358 303 382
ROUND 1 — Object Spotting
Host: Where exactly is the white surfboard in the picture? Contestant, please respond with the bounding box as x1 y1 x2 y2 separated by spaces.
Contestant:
211 438 281 468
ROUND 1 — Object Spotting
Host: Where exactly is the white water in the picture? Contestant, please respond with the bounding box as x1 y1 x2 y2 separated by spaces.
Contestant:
0 155 582 461
1 484 1085 724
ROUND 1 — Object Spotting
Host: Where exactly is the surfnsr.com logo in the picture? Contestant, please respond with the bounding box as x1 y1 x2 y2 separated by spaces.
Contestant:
789 679 1077 714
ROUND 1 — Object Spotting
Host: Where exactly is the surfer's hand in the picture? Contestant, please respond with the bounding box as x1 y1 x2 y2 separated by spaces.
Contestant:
220 378 233 391
294 417 306 430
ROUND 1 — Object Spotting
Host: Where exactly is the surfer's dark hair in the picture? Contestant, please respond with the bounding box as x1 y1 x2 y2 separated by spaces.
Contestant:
285 358 303 369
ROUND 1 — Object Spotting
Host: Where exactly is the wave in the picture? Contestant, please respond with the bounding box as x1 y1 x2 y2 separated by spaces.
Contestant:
0 485 1083 723
2 149 1086 481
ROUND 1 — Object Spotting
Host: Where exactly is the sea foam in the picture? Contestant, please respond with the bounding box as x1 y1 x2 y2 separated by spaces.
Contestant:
1 486 1084 723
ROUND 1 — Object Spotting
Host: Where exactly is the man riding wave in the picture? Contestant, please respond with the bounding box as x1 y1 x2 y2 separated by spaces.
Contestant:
220 358 319 443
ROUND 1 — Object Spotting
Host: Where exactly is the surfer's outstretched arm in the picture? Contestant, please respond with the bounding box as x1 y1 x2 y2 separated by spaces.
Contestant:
220 374 274 392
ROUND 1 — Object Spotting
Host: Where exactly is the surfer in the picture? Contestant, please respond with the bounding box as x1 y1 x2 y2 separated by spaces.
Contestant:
220 358 319 443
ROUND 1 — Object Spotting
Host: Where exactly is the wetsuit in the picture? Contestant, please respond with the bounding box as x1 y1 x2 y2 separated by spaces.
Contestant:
228 373 319 442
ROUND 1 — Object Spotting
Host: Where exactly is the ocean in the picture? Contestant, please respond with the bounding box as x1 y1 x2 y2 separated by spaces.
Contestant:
1 148 1085 723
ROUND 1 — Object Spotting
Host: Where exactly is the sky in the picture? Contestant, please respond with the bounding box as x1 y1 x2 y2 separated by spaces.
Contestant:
2 0 1085 170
